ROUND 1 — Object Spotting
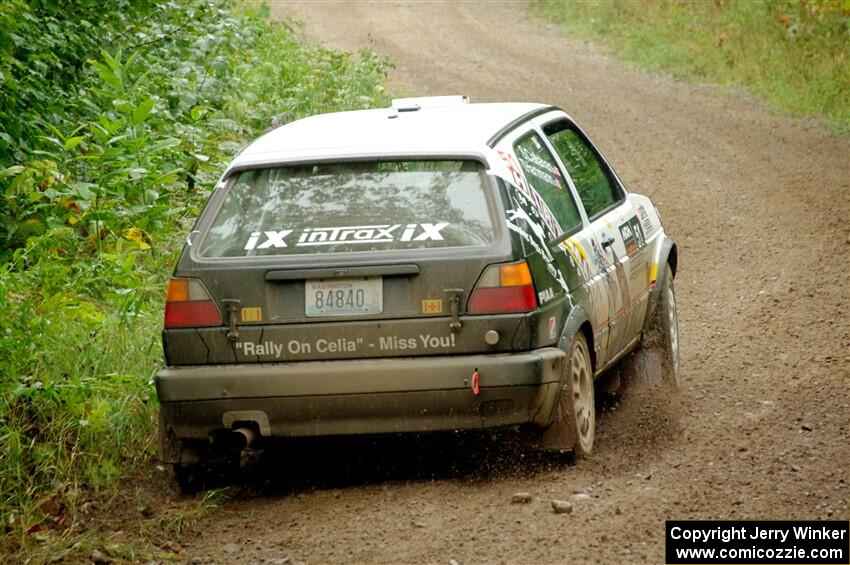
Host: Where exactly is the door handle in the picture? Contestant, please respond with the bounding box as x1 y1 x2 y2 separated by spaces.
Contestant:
600 236 615 250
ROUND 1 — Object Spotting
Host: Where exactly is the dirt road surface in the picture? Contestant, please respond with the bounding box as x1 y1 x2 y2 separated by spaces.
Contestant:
178 2 850 563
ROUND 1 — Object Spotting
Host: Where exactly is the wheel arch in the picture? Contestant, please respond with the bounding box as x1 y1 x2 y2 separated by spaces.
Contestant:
558 305 597 373
667 243 678 278
643 237 677 334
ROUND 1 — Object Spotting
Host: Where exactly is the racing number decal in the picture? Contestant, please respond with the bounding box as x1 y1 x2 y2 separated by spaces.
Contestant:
618 215 646 257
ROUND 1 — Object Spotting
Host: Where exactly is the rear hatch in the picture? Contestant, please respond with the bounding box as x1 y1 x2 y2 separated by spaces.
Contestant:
164 159 533 365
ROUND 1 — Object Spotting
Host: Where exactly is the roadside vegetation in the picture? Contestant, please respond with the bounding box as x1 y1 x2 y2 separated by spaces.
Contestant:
533 0 850 132
0 0 389 560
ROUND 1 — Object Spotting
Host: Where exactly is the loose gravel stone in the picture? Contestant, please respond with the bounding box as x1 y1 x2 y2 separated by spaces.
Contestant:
511 492 532 504
551 500 573 514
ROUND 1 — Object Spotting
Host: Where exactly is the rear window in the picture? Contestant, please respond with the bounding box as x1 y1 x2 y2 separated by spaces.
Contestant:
199 160 495 257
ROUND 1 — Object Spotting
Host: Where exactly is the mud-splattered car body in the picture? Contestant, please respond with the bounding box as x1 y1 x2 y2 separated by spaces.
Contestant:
155 97 678 481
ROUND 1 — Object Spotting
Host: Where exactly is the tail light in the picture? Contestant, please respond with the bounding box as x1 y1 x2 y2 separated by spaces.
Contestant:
468 260 538 314
164 278 222 328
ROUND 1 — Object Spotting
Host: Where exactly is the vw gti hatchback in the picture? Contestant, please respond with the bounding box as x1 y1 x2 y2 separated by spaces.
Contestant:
156 96 679 489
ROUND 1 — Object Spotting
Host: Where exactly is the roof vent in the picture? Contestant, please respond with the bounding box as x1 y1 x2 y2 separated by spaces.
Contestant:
391 95 469 112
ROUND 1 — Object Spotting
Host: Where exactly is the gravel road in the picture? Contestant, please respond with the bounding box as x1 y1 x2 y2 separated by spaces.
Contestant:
178 2 850 563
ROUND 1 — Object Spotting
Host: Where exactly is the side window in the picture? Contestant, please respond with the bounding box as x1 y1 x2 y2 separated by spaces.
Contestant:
545 124 622 219
513 132 582 235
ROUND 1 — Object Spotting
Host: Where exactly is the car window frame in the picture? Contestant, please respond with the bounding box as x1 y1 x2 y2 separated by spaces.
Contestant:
537 116 627 223
508 128 585 243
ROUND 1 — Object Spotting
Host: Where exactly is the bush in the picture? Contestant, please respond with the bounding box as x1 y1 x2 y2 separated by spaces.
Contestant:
0 0 390 554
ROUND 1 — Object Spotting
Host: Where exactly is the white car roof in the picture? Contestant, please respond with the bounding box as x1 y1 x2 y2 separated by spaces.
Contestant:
225 101 548 173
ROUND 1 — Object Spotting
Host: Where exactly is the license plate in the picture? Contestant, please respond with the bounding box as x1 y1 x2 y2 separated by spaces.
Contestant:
305 277 382 317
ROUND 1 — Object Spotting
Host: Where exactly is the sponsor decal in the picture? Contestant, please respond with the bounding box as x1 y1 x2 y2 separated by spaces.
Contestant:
559 237 588 262
620 223 636 254
240 307 262 322
505 206 569 293
562 237 594 281
589 238 611 273
588 233 632 314
243 223 449 250
589 236 619 311
538 287 555 304
636 205 653 235
498 150 562 238
515 144 563 191
548 316 558 340
613 255 631 312
497 147 574 302
618 215 646 257
421 299 444 314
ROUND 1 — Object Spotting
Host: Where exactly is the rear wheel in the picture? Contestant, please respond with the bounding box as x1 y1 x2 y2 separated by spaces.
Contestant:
568 332 595 456
538 331 595 457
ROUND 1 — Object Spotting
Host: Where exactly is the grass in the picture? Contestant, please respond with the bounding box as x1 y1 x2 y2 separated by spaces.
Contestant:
532 0 850 132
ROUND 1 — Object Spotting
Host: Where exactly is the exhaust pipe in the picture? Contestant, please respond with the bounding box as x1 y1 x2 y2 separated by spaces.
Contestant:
231 427 257 451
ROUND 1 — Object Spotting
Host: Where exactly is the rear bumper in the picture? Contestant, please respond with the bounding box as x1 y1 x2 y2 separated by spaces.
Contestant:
156 348 565 441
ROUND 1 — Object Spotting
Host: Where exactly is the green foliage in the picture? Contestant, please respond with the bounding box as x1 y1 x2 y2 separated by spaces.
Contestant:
0 1 157 164
0 0 390 557
0 251 162 528
534 0 850 131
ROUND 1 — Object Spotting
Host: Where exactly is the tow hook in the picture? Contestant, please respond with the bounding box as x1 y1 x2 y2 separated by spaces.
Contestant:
222 298 241 342
471 369 480 396
444 288 464 332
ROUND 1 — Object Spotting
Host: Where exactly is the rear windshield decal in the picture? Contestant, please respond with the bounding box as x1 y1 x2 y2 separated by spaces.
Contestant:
243 223 449 250
199 161 493 257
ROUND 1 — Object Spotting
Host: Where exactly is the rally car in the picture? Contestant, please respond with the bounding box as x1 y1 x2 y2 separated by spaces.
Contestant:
155 96 679 490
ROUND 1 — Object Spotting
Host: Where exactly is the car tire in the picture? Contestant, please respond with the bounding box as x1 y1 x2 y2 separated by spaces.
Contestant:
538 331 596 458
625 262 679 388
567 331 596 457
